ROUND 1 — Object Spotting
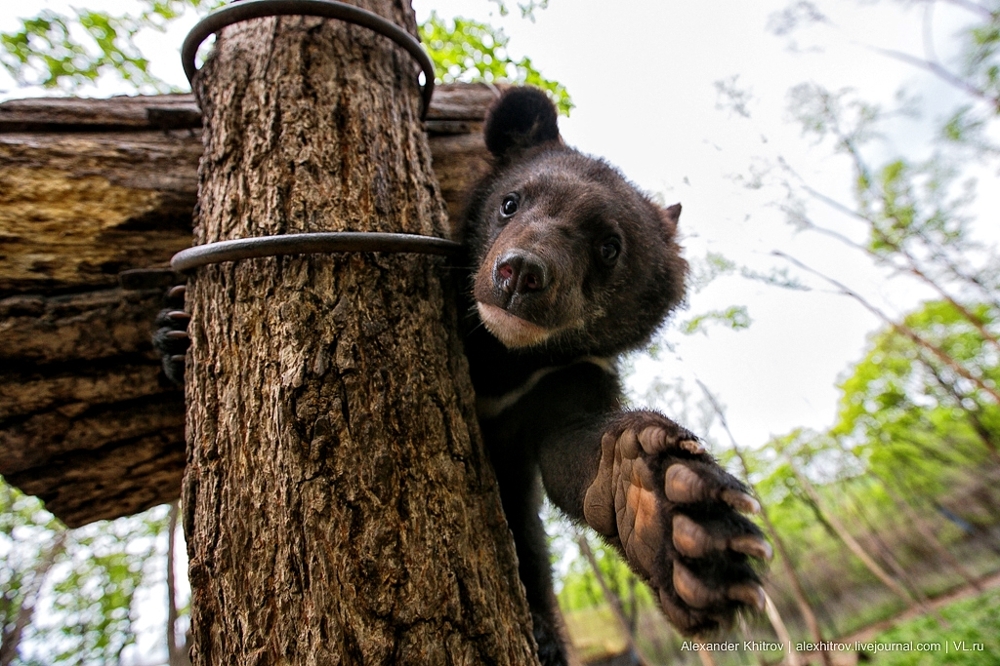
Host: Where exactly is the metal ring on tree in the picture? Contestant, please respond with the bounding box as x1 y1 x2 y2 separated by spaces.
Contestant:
171 232 463 272
181 0 436 119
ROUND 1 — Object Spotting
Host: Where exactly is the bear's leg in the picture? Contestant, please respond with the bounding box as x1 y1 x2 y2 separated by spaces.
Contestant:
492 454 569 666
539 410 771 636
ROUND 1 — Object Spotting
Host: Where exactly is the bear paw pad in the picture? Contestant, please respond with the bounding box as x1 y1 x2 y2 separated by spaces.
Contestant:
583 414 771 635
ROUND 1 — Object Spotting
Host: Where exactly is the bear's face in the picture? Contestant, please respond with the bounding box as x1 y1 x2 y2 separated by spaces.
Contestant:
464 89 687 358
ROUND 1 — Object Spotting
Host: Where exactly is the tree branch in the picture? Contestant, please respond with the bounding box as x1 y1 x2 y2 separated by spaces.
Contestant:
774 251 1000 404
870 46 1000 112
574 534 648 666
796 185 1000 353
695 380 825 666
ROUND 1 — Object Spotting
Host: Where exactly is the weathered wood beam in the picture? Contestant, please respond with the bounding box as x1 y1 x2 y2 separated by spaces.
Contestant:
0 288 169 365
0 84 495 295
7 430 187 527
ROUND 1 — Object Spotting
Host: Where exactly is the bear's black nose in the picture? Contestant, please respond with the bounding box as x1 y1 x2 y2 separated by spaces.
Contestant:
495 250 549 298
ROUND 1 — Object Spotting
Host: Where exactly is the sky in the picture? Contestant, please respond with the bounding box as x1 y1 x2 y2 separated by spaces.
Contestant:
1 0 994 446
2 1 997 663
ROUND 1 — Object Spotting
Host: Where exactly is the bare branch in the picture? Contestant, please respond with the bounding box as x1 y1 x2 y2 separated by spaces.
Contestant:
774 251 1000 404
930 0 996 21
870 46 1000 111
695 380 830 666
796 185 1000 353
574 534 648 666
166 501 188 666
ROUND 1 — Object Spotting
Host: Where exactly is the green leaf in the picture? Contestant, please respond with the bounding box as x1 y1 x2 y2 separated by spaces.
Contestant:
420 12 572 115
681 305 752 335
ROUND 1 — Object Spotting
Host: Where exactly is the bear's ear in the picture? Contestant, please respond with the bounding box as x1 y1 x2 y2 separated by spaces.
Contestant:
484 87 561 158
661 203 682 235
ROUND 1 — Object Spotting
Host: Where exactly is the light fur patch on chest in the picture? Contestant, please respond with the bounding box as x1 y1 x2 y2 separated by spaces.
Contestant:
476 356 617 419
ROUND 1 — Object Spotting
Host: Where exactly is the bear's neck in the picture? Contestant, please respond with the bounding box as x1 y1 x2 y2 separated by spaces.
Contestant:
464 324 614 400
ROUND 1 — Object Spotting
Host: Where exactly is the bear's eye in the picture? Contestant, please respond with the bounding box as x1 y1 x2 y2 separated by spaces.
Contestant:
500 193 520 218
600 238 622 265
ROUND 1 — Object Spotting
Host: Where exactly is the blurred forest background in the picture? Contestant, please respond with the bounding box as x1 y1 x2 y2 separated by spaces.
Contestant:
2 0 999 664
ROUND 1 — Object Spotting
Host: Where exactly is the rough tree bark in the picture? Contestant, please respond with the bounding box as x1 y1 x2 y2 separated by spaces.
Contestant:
182 2 538 664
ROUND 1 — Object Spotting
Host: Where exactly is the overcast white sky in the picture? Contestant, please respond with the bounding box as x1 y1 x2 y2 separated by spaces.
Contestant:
2 0 995 450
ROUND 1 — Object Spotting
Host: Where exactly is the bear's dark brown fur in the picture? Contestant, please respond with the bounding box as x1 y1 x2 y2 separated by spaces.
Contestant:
460 88 769 665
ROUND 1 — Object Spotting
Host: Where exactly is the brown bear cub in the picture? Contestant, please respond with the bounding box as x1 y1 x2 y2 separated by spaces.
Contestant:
460 87 770 664
154 87 771 666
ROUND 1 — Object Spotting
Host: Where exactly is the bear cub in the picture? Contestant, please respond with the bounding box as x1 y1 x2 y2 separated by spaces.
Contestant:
154 87 771 666
458 87 770 664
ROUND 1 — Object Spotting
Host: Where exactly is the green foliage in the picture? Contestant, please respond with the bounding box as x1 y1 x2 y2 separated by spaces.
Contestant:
0 0 217 92
1 482 64 665
869 588 1000 665
686 251 738 292
858 157 977 264
947 5 1000 153
488 0 550 21
738 296 1000 640
419 11 572 115
681 305 752 335
786 82 889 153
777 5 1000 305
688 251 807 295
558 535 653 614
714 74 753 118
833 300 1000 491
0 479 170 665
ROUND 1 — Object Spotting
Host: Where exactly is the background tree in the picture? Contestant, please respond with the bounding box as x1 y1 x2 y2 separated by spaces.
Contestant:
0 484 169 665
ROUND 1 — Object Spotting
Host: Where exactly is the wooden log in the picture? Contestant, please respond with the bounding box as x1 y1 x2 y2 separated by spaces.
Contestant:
0 362 169 424
0 84 493 295
0 130 201 294
7 430 187 527
0 93 203 131
0 84 495 527
0 288 169 365
0 370 180 462
0 85 498 131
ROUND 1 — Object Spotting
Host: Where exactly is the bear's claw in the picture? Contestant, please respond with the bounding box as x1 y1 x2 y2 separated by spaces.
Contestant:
672 514 773 560
153 285 190 386
637 425 706 455
673 561 766 611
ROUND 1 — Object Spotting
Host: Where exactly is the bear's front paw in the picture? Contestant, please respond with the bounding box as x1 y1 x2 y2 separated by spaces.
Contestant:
583 411 771 635
152 284 190 386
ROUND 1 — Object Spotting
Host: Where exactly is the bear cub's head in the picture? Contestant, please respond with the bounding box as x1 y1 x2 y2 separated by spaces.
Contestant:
464 87 688 358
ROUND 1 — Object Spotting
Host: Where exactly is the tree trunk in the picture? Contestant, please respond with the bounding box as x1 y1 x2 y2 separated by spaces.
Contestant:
786 461 915 606
182 4 537 664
